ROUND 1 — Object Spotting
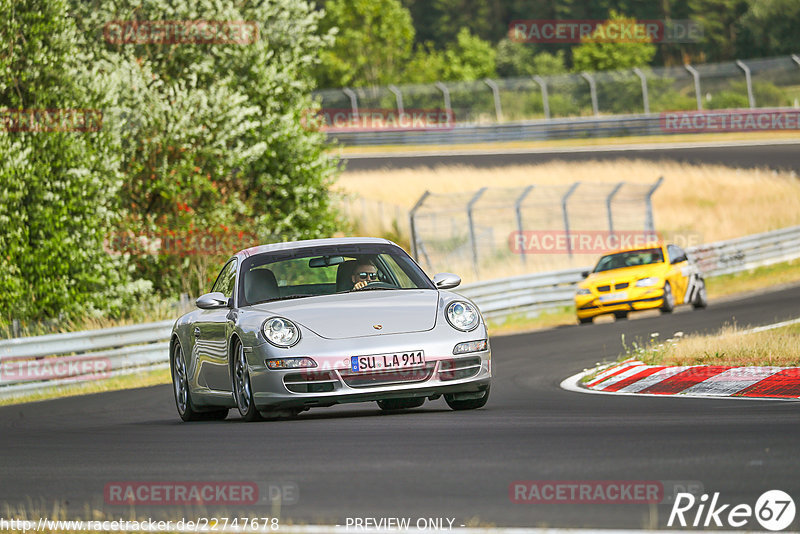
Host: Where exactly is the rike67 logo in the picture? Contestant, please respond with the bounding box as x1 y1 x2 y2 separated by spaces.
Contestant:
669 490 796 531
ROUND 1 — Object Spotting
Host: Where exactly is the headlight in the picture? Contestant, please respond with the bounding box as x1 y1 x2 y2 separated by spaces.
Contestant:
266 357 316 370
446 301 480 331
262 317 301 347
576 287 591 295
635 277 659 287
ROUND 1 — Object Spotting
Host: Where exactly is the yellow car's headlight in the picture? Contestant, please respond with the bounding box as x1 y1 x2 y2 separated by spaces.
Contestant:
635 277 659 287
576 287 591 295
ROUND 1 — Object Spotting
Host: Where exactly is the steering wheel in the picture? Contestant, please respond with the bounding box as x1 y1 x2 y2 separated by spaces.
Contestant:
354 281 396 290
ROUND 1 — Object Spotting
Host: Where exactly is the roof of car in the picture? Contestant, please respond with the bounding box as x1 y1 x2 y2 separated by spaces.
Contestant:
235 237 396 259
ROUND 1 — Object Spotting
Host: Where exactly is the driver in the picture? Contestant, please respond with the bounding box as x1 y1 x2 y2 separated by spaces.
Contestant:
351 261 379 290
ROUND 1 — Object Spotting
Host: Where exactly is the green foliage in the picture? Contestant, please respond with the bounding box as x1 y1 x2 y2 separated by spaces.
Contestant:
403 29 496 83
315 0 415 88
572 11 656 73
0 0 147 322
495 40 566 78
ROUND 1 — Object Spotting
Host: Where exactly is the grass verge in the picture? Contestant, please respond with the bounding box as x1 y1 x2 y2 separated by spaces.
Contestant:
0 367 170 407
622 322 800 367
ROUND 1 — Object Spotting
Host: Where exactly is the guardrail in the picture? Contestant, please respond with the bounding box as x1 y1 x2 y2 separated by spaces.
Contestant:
1 225 798 399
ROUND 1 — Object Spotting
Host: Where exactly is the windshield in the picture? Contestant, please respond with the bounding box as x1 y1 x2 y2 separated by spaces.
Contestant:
593 247 664 273
237 243 434 306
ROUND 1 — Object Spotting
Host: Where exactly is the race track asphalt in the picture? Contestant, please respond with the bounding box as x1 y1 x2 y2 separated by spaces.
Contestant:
2 284 799 529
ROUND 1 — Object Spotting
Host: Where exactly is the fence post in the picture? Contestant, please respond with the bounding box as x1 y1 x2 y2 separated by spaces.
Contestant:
514 185 535 265
342 88 359 117
435 82 452 119
735 60 755 108
11 319 21 338
632 67 650 114
409 190 431 261
388 85 404 115
793 54 800 68
562 182 580 258
684 64 703 111
467 187 488 280
581 72 599 116
645 177 664 232
606 182 625 237
532 76 550 119
484 79 503 122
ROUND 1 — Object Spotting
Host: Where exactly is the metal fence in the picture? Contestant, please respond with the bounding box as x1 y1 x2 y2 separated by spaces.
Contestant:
409 178 663 282
315 55 800 145
0 225 798 399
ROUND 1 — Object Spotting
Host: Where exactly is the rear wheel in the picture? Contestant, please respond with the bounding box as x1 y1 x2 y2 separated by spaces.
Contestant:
692 279 708 309
613 310 628 320
578 316 592 325
172 343 227 422
445 386 490 411
377 398 425 411
661 282 675 313
233 340 263 422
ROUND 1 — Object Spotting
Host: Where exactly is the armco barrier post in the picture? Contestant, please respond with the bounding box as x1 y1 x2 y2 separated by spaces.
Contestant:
467 188 488 280
515 185 535 265
409 191 431 261
561 183 580 258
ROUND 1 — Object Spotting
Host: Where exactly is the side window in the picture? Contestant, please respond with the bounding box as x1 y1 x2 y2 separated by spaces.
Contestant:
212 260 237 298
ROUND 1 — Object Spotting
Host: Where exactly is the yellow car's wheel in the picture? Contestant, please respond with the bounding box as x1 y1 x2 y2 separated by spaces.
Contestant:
661 282 675 313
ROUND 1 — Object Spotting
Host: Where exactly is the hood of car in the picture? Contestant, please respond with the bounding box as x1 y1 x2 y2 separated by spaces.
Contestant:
249 289 438 339
582 263 668 288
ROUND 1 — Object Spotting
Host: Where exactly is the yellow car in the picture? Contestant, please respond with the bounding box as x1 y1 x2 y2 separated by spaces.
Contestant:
575 243 707 324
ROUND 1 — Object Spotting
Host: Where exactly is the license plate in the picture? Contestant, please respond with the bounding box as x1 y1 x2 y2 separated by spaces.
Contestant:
350 351 425 372
600 291 628 303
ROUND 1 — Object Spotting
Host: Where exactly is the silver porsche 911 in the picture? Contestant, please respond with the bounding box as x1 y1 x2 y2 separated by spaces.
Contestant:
170 237 491 421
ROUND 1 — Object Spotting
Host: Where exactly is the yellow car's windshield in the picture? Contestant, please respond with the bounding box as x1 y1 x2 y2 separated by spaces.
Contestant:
593 248 664 273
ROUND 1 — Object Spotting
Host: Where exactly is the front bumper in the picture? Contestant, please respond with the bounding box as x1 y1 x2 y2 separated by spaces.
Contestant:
575 287 665 319
245 333 491 410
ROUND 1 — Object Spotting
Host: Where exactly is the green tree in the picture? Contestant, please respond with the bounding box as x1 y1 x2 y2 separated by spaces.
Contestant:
316 0 415 88
404 29 496 83
572 12 657 72
0 0 147 322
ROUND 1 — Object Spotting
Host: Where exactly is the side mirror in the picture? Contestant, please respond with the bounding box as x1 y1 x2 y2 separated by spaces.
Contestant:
196 292 230 309
672 255 687 264
433 272 461 290
581 270 590 278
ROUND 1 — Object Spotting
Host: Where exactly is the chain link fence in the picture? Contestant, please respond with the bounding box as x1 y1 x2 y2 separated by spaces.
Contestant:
314 55 800 144
408 179 663 283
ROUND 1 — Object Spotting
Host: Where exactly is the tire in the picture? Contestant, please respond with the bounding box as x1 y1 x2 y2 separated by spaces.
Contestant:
377 397 425 411
613 311 628 320
661 282 675 313
692 278 708 309
232 340 263 422
444 386 490 411
578 316 592 325
172 343 228 422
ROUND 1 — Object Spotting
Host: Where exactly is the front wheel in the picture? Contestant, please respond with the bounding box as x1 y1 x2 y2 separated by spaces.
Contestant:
444 387 490 411
692 279 708 309
661 282 675 313
233 341 262 422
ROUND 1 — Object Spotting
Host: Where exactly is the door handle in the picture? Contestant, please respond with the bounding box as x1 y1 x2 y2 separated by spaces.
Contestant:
194 327 200 338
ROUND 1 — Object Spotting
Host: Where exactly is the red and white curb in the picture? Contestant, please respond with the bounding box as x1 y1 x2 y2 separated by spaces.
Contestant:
561 318 800 401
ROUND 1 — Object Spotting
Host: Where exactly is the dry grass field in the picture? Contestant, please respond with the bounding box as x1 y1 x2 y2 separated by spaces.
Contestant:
337 159 800 244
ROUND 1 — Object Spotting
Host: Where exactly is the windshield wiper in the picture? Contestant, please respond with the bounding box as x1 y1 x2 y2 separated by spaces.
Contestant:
259 294 323 303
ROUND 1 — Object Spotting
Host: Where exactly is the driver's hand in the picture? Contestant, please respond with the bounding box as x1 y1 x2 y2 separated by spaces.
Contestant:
353 280 368 290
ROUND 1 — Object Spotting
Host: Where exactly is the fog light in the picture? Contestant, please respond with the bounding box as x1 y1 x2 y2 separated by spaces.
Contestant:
266 357 317 370
453 339 488 355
